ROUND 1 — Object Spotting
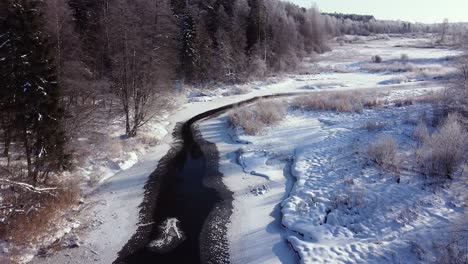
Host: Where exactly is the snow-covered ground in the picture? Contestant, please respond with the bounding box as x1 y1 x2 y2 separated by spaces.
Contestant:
200 99 466 264
24 35 463 263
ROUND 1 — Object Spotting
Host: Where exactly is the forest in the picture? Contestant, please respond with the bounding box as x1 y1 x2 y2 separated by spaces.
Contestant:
0 0 449 186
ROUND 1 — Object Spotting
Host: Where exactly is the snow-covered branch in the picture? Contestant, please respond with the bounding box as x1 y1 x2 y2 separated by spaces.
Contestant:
0 179 58 194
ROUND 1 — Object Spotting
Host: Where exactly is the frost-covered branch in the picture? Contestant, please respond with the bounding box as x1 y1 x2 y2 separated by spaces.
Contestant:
0 179 58 194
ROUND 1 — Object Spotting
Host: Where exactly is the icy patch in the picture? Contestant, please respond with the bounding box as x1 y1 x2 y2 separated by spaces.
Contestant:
118 152 138 170
237 150 271 179
250 184 270 196
147 218 185 253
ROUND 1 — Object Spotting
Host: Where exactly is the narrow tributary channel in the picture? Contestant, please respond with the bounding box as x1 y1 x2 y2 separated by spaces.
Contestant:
114 93 304 264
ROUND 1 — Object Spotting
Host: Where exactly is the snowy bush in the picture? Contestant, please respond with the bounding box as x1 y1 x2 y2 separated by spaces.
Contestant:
394 98 414 107
416 114 467 179
248 57 268 79
255 100 288 125
413 120 429 144
332 185 368 210
434 218 468 264
228 99 287 135
222 86 251 96
360 62 448 76
363 121 386 132
401 53 410 61
366 134 399 169
396 207 419 225
371 55 383 63
447 55 468 112
140 135 159 147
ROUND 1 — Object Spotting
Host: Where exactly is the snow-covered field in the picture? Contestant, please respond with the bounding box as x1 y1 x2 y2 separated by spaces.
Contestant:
201 101 466 263
24 35 464 263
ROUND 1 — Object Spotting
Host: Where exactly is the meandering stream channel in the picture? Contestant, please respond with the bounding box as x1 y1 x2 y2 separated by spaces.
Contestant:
113 93 303 264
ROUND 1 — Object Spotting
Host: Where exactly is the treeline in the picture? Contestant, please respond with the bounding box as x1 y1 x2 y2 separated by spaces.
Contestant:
0 0 333 184
324 12 375 23
67 0 333 83
324 12 441 36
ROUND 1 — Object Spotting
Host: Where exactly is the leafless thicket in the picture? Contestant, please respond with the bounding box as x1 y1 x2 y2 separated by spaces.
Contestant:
446 56 468 116
416 114 467 180
434 218 468 264
106 0 176 138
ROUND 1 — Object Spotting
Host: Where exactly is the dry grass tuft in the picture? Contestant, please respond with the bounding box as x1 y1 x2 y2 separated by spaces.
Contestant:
228 99 287 135
0 180 80 246
291 91 382 113
366 134 399 170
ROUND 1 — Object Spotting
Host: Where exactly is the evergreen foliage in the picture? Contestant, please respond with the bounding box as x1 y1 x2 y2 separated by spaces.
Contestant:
0 0 69 184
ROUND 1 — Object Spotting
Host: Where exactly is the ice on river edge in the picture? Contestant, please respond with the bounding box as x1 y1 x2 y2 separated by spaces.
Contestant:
147 218 185 253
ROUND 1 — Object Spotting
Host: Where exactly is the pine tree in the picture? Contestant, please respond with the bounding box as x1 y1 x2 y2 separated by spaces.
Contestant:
246 0 265 52
0 0 70 184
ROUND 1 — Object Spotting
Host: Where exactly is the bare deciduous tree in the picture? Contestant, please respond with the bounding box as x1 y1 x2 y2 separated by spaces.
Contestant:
107 0 177 137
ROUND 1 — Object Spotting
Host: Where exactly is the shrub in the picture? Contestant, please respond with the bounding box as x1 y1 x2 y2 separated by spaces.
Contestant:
447 55 468 112
371 55 383 63
394 99 414 107
396 206 419 225
248 56 268 79
222 86 251 96
363 121 386 132
333 185 367 210
140 135 159 147
401 53 409 61
366 134 399 169
228 99 287 135
416 114 467 179
434 219 468 264
413 120 429 144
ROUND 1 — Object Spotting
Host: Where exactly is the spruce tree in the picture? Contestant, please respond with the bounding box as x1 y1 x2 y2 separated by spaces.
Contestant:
0 0 70 184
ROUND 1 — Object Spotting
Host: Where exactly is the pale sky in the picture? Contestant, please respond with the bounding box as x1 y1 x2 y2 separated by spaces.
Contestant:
288 0 468 23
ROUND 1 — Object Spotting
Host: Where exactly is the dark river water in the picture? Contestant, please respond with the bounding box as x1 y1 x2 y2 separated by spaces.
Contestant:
114 93 302 264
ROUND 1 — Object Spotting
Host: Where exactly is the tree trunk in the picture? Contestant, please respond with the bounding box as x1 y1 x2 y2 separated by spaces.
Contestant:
125 107 131 137
22 127 34 184
4 128 11 169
